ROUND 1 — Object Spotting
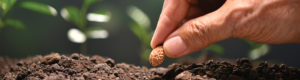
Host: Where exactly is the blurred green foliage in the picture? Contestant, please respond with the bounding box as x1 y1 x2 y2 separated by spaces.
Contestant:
62 6 82 27
20 1 57 16
130 23 152 47
61 0 99 28
4 18 25 30
203 44 224 54
1 0 110 54
130 22 152 63
61 0 110 39
1 0 25 30
61 0 110 29
59 0 111 53
2 0 17 17
0 0 56 30
245 40 270 60
127 6 152 63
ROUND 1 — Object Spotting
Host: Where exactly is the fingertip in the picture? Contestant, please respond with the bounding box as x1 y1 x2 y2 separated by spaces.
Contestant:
150 39 157 49
151 0 189 49
150 31 162 49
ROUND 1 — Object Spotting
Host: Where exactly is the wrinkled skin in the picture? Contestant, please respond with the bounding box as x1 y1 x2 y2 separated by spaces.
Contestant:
151 0 300 58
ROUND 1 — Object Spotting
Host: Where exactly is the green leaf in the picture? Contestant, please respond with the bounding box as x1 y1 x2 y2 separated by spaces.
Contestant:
248 44 269 60
0 0 2 12
244 40 270 60
4 18 25 30
61 6 82 27
244 40 263 49
92 10 109 15
87 10 111 22
141 48 151 62
2 0 17 15
127 6 151 28
130 22 151 46
20 1 57 16
83 0 100 7
85 27 109 39
206 44 224 54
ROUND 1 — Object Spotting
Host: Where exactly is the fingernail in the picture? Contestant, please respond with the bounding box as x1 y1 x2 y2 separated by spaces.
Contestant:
164 36 187 58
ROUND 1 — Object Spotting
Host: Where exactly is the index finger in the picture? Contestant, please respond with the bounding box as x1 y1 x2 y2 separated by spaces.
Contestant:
151 0 190 48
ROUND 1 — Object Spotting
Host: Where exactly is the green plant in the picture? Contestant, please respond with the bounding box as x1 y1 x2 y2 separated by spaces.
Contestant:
204 40 269 60
0 0 57 30
127 6 152 63
0 0 24 30
202 40 269 60
202 44 224 54
245 40 270 60
2 0 110 54
60 0 110 53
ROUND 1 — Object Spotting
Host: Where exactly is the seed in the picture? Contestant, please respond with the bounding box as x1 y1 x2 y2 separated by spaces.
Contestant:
149 46 165 66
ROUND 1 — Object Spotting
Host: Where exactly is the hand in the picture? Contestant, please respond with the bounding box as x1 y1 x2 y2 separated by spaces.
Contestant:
151 0 300 58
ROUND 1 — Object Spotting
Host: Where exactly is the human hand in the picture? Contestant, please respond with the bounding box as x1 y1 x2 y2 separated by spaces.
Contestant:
151 0 300 58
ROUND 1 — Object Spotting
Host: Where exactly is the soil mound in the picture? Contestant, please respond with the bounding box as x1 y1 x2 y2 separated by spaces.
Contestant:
0 53 299 80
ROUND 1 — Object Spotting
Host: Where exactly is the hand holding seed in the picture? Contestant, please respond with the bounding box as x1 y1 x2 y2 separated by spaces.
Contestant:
149 46 165 66
151 0 300 59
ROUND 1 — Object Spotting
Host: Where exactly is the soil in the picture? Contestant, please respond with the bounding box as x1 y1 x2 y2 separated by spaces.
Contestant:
0 53 300 80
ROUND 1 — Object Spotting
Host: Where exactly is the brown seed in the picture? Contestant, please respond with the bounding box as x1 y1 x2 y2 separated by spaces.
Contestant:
149 46 165 66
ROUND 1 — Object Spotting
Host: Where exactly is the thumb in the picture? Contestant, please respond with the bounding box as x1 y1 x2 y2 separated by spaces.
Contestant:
163 2 233 58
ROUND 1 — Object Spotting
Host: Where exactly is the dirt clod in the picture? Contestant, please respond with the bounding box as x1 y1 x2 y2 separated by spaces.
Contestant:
41 53 61 65
175 71 192 80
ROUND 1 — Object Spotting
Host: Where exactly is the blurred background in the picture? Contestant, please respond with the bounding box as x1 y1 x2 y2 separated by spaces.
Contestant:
0 0 300 67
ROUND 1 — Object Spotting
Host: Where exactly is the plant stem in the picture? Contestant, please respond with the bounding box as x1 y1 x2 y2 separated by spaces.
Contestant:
79 3 89 30
78 2 90 54
0 17 5 30
140 45 151 66
80 42 87 54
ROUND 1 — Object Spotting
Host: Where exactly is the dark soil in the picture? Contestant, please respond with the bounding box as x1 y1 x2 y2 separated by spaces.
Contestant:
1 53 300 80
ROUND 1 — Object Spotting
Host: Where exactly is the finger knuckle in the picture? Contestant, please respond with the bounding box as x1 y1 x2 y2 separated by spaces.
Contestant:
187 21 208 37
184 21 210 47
